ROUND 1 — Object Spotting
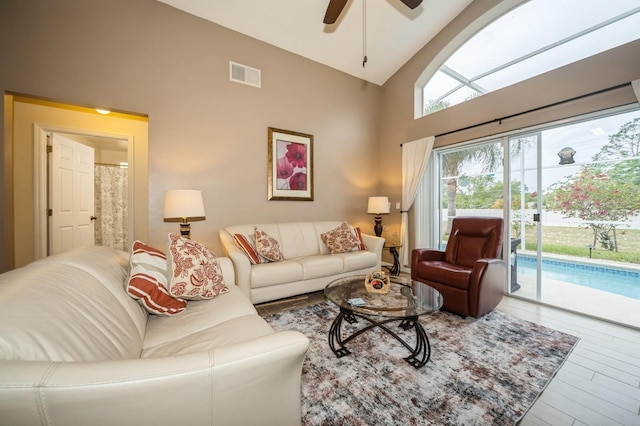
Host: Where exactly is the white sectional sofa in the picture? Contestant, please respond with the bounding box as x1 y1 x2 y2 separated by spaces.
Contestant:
219 221 385 304
0 246 309 426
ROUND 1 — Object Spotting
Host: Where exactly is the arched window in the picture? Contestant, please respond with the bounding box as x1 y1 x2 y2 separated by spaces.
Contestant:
419 0 640 117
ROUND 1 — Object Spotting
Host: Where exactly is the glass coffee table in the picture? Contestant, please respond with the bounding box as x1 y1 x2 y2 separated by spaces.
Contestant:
324 275 443 369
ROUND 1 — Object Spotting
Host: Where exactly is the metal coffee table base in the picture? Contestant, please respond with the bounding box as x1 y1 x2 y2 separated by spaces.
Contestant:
328 307 431 369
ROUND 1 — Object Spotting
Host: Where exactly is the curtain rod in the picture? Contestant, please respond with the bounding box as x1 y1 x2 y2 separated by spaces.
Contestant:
401 81 632 146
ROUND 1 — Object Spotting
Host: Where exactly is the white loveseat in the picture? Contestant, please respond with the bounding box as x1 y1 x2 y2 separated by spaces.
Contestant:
219 221 385 304
0 246 309 426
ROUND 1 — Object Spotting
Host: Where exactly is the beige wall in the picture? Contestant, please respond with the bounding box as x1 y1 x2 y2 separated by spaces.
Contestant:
3 0 638 272
378 1 640 253
0 0 382 271
11 98 148 268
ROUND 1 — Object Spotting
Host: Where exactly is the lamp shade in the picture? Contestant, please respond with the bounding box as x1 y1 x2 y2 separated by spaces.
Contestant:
163 189 205 220
367 196 390 215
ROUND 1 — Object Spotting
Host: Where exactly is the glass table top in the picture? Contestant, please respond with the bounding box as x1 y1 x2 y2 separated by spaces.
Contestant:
324 275 443 318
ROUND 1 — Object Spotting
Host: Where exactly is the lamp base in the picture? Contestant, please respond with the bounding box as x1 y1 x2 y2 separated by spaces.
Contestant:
373 216 383 238
179 222 191 239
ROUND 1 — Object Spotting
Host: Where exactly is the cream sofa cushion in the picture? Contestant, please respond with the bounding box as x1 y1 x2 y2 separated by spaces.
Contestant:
277 222 321 258
0 247 145 362
339 250 379 271
142 285 258 350
297 255 344 280
251 260 304 288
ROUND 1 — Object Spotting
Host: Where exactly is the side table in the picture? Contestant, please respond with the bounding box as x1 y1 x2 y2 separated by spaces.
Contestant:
384 244 402 276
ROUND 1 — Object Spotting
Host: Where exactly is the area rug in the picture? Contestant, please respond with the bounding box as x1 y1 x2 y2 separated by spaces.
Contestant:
264 302 579 426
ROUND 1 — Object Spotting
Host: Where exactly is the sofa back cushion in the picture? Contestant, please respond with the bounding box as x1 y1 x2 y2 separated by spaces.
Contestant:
277 222 323 258
0 247 146 362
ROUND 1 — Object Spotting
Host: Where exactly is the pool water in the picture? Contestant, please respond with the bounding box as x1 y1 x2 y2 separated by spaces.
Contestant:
517 255 640 300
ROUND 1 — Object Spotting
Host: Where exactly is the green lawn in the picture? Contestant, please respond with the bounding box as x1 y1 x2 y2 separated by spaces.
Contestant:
519 226 640 264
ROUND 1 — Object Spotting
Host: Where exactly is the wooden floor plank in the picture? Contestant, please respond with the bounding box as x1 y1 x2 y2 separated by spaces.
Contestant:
554 369 640 413
523 400 575 425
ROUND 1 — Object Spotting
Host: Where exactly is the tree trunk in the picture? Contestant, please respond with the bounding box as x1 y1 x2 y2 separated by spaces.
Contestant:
446 178 457 234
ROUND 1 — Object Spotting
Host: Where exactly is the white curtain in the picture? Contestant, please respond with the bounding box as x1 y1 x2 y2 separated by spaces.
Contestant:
94 165 128 251
633 79 640 103
400 136 435 267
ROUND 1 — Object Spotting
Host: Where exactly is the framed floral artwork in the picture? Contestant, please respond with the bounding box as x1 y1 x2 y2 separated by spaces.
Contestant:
268 127 314 201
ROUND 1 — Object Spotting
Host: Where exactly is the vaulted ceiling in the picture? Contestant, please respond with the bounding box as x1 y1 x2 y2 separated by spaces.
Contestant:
157 0 473 86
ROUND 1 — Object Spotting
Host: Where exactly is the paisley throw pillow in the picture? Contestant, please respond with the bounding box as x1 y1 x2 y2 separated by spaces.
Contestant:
167 234 229 300
254 227 285 262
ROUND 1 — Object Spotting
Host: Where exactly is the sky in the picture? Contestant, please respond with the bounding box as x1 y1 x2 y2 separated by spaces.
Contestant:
424 0 640 107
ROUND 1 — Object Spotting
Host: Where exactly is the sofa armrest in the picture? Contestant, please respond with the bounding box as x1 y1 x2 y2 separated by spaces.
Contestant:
218 229 252 299
216 257 236 286
212 331 310 424
361 233 385 270
0 331 310 426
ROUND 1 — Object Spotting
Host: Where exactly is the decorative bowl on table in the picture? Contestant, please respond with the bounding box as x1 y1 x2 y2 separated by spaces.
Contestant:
365 271 390 294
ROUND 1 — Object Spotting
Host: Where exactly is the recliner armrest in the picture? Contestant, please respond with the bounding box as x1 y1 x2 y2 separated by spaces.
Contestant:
412 248 445 263
468 258 506 317
411 249 446 281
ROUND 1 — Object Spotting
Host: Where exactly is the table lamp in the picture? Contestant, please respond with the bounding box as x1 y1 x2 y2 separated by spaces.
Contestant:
367 196 390 237
163 189 206 239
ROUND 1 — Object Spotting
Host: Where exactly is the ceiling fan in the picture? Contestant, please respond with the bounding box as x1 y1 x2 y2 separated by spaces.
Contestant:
323 0 423 24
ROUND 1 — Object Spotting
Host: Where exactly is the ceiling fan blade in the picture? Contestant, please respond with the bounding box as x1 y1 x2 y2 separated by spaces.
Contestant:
400 0 423 9
324 0 349 24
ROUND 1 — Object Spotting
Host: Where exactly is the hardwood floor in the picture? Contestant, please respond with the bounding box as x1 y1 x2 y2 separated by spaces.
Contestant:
499 296 640 426
257 292 640 426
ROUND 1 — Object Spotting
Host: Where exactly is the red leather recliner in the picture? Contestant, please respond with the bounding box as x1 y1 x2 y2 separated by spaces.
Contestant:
411 217 505 318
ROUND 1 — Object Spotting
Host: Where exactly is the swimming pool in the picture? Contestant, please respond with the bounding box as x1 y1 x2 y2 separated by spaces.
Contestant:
517 255 640 300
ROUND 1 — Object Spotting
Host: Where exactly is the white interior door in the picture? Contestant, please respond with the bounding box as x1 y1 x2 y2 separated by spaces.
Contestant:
49 133 95 255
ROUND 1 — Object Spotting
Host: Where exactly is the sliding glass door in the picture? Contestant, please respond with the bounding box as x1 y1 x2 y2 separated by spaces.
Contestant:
421 105 640 327
508 133 542 299
507 107 640 327
435 140 504 249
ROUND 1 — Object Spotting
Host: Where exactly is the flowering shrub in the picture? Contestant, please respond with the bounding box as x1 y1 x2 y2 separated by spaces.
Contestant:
547 170 640 251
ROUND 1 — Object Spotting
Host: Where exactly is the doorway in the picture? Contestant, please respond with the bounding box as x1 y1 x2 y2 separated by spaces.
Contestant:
6 94 149 270
44 130 129 255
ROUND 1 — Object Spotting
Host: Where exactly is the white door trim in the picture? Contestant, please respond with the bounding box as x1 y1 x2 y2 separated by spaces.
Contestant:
33 124 135 259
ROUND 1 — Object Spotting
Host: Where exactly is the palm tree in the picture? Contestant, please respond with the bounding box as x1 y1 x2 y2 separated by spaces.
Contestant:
442 144 503 232
442 135 535 234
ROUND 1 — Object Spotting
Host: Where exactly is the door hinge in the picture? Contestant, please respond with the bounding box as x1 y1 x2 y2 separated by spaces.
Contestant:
47 209 52 217
47 145 52 153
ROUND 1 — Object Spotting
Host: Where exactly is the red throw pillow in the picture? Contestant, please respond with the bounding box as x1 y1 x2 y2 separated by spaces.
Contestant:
353 227 367 250
127 241 187 316
233 233 262 264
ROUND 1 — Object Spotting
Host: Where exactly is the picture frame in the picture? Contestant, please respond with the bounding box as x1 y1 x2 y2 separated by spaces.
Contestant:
268 127 314 201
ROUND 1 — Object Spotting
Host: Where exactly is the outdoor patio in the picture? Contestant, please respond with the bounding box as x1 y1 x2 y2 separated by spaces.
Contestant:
511 273 640 329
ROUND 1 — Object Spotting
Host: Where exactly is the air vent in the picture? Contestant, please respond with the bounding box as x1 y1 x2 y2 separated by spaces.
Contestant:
229 61 261 88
